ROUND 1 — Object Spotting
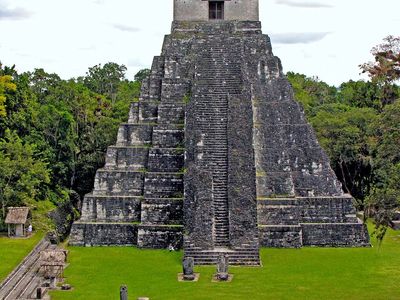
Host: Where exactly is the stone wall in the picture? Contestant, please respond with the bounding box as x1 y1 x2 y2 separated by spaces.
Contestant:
173 0 259 22
69 223 137 246
259 225 302 248
301 223 370 247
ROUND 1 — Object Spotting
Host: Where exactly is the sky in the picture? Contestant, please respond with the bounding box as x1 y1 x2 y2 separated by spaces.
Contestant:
0 0 399 86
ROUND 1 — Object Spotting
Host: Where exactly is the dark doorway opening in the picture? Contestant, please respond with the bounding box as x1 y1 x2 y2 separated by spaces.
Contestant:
209 1 224 20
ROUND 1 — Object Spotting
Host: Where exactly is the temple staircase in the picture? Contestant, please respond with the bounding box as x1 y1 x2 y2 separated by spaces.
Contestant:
184 35 260 265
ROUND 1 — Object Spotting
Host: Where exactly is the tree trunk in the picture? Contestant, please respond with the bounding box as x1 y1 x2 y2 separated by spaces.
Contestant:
339 156 351 194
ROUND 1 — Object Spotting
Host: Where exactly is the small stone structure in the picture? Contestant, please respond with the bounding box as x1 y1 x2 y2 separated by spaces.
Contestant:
216 255 230 281
120 285 128 300
39 249 68 288
178 256 199 281
5 207 30 237
70 0 369 265
182 257 195 280
174 0 259 22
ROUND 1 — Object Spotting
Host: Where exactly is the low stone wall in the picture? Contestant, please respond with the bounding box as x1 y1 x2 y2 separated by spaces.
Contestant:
259 225 302 248
257 197 358 225
80 195 141 223
137 225 183 249
141 198 183 225
69 223 137 246
301 223 370 247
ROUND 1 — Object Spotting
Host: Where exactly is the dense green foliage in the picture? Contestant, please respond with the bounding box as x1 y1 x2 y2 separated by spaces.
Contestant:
50 226 400 300
0 130 50 221
288 71 399 217
286 39 400 234
287 59 400 241
0 62 141 231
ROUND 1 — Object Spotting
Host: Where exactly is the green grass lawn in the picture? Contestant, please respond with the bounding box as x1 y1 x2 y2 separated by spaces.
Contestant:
0 232 43 282
51 227 400 300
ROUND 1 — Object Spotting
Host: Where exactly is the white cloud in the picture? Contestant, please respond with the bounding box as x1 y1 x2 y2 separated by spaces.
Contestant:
112 24 141 33
127 58 147 68
275 0 333 8
270 32 331 44
0 4 31 20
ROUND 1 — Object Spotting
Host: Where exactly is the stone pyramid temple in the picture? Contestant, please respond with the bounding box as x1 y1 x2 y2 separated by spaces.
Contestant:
70 0 369 265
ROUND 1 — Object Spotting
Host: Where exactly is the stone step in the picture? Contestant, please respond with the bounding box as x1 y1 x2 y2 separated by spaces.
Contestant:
105 146 149 171
116 124 153 146
80 195 142 223
183 252 260 266
93 170 145 197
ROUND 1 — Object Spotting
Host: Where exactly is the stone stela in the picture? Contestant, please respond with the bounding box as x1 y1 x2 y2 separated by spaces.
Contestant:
69 0 370 266
182 257 195 281
216 255 230 281
120 285 128 300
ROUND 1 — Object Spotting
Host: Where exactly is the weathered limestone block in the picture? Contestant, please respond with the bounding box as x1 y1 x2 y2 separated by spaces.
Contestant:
128 102 139 123
254 148 291 173
160 79 190 103
256 174 295 198
163 59 188 80
147 148 184 173
300 196 358 223
141 198 183 225
257 200 300 225
157 103 186 124
254 125 319 150
257 197 358 226
93 170 144 196
139 101 159 123
139 77 150 101
253 100 306 126
152 126 184 148
105 146 149 170
259 225 302 248
144 173 184 198
227 94 259 249
183 169 214 250
148 75 162 100
116 124 153 146
301 223 370 247
69 223 137 246
137 225 183 249
80 195 141 223
292 172 342 197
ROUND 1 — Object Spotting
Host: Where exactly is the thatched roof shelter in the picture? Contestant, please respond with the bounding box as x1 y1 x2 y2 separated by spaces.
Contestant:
5 207 30 224
40 249 68 279
40 249 68 266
